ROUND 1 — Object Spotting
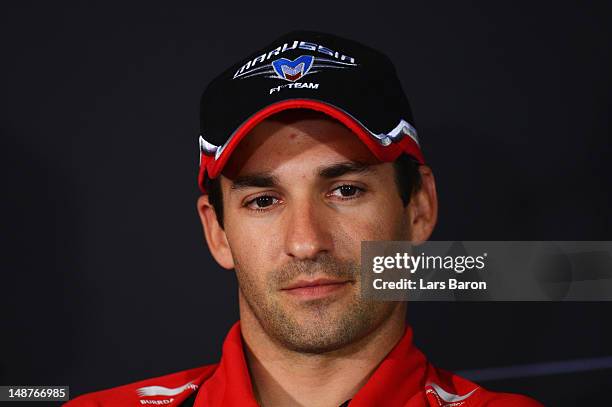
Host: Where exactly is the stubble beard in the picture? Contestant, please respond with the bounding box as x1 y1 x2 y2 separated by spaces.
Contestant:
234 253 396 354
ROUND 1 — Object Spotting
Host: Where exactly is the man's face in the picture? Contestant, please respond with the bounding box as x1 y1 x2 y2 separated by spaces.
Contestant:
218 112 410 354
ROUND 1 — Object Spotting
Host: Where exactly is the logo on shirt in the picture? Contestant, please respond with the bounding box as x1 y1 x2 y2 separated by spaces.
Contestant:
139 399 175 405
425 382 479 406
136 381 198 397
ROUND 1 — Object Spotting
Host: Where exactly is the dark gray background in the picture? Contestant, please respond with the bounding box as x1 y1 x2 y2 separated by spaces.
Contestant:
1 1 610 406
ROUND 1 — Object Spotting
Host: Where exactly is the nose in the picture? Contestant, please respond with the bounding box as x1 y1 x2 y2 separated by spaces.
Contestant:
283 197 333 260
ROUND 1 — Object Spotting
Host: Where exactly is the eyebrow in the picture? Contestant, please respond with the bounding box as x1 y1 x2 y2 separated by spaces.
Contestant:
317 161 375 178
229 161 375 191
230 173 280 191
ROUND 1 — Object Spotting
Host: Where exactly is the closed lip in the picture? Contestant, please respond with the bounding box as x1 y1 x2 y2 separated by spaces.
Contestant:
281 278 352 291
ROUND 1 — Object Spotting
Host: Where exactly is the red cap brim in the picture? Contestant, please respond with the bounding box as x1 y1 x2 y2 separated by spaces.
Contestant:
198 99 424 193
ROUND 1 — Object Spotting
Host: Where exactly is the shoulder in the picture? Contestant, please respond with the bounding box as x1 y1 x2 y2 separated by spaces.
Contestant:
63 364 218 407
424 368 543 407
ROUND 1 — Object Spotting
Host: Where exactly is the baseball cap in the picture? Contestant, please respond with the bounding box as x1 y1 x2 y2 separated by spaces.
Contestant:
198 30 425 193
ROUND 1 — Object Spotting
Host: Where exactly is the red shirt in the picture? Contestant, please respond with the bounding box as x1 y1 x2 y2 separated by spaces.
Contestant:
65 321 543 406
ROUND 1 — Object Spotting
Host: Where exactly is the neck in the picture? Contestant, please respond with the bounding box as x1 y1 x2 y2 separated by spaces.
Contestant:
239 295 407 407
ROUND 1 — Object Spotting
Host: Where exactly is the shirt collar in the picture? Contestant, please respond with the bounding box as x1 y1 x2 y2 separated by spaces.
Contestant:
195 321 428 407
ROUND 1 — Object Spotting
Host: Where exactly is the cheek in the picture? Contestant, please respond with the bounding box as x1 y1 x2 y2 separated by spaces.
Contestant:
339 196 408 243
224 217 282 274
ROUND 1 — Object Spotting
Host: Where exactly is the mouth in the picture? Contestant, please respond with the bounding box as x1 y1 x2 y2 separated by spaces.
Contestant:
281 278 353 300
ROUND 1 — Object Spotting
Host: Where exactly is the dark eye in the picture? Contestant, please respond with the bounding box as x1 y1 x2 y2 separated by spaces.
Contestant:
339 185 358 196
247 195 278 209
329 184 363 199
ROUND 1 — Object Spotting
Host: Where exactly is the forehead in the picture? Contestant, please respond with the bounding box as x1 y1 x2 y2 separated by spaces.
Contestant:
222 110 380 178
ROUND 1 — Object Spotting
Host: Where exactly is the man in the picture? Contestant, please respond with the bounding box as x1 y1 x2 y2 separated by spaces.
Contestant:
66 31 542 406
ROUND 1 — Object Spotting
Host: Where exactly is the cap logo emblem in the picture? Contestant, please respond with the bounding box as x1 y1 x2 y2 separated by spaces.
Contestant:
271 55 314 82
233 40 356 80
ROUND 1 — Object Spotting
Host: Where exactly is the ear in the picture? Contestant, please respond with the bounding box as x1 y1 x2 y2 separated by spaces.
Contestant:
196 194 235 270
406 165 438 243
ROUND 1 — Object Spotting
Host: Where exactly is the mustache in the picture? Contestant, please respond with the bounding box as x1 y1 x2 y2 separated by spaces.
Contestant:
271 254 360 287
